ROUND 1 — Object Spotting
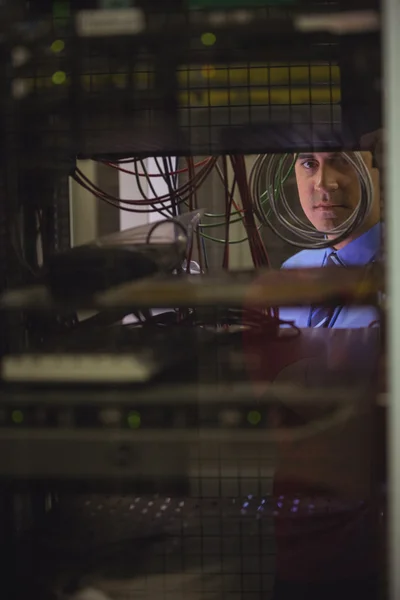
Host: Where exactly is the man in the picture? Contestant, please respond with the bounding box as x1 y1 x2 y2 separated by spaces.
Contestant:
279 150 381 328
272 149 382 600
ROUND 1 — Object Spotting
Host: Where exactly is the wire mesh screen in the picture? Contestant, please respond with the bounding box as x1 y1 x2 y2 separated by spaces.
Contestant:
18 445 377 600
74 45 343 156
178 61 341 155
21 490 277 599
6 1 381 158
60 52 341 156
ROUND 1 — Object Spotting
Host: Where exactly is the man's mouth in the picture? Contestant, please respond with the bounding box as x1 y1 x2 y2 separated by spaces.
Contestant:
313 204 346 211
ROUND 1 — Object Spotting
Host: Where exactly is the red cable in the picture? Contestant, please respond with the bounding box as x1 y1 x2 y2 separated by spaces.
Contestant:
229 154 271 316
222 156 231 270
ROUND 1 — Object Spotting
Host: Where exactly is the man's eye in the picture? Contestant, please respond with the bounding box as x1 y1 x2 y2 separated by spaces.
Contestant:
302 160 318 170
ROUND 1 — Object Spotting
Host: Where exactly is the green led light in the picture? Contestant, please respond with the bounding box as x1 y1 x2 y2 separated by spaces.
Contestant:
247 410 261 426
52 71 67 85
11 410 24 425
201 32 217 46
51 40 65 54
127 411 141 429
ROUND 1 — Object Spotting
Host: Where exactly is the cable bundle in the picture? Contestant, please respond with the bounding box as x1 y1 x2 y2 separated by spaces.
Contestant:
71 157 217 218
71 154 271 272
251 152 375 249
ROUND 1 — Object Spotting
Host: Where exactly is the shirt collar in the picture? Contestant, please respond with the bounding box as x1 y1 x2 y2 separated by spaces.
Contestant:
330 222 381 266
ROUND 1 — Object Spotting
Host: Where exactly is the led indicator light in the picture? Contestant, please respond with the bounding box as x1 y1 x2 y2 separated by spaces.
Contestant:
201 32 217 46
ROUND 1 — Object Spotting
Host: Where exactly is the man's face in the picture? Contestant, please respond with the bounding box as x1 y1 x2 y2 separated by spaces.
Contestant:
294 152 370 232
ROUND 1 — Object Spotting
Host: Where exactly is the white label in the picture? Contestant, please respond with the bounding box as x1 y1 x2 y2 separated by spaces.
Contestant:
76 8 145 37
295 11 379 35
2 354 149 383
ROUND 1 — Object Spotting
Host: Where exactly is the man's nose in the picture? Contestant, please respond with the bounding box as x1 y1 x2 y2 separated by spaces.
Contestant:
314 164 339 194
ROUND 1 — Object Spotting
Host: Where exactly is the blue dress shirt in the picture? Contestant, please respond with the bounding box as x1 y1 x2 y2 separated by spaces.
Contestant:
279 223 381 328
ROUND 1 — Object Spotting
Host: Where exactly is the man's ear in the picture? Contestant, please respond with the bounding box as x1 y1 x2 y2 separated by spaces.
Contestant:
360 129 383 170
360 129 384 215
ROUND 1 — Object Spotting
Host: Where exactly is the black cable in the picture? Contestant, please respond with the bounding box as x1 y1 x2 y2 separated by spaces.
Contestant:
71 170 166 214
162 157 178 218
73 159 217 210
151 157 178 217
137 159 174 219
168 156 178 190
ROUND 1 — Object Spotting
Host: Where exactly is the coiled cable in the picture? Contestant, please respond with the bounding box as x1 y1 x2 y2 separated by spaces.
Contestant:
251 152 374 249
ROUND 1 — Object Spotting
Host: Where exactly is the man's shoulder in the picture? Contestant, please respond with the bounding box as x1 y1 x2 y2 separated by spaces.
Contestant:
281 248 326 269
